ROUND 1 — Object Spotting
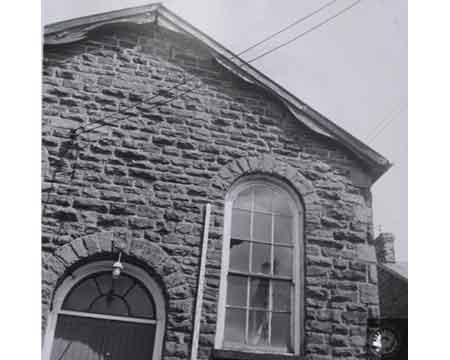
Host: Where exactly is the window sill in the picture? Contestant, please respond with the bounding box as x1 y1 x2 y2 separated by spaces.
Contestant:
211 349 302 360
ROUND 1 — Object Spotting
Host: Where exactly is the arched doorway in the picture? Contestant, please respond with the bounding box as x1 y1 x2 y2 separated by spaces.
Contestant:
43 261 166 360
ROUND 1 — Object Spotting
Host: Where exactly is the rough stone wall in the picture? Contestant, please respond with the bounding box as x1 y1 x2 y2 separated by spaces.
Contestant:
42 23 379 360
375 233 396 264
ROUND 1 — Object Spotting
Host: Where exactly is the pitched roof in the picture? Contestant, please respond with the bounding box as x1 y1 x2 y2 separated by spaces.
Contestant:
44 3 392 182
379 262 408 282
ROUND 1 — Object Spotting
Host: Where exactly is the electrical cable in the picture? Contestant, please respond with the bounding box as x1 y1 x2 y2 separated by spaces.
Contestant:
367 105 406 143
246 0 363 63
365 102 404 139
235 0 338 57
73 0 364 136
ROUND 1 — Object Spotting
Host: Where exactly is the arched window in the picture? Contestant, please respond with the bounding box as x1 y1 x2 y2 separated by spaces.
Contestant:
43 261 165 360
215 178 304 355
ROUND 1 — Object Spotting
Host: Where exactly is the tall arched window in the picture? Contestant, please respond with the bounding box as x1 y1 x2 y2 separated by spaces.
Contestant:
43 261 166 360
215 177 304 355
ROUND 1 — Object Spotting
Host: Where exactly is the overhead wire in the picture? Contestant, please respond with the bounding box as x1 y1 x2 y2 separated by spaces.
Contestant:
73 0 364 136
235 0 338 57
367 103 407 143
246 0 363 63
45 0 367 250
365 101 404 138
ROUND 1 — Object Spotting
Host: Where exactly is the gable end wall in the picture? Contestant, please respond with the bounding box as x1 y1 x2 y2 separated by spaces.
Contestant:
42 23 379 360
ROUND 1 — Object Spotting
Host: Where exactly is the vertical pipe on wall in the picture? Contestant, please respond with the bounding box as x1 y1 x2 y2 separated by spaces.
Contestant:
190 203 212 360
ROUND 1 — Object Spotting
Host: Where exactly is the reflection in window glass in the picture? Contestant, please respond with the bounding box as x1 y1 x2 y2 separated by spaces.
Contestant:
253 212 271 243
273 246 292 277
231 210 251 240
272 193 292 215
250 278 269 309
254 186 272 212
272 281 291 312
271 313 291 349
229 239 250 272
225 182 300 352
227 275 247 307
233 188 252 211
224 309 246 343
248 310 269 346
274 215 292 244
251 243 271 274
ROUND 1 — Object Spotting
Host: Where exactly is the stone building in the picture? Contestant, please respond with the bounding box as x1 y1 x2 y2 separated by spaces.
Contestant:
41 4 392 360
375 233 408 359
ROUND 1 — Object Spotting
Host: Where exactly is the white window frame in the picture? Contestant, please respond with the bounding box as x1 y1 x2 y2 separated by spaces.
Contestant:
214 175 304 355
42 261 166 360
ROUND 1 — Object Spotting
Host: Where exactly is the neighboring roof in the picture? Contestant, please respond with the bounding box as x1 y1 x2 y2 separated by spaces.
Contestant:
44 3 392 182
379 262 408 282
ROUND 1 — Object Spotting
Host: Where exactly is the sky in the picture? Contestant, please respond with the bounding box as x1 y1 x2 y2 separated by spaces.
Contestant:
43 0 408 261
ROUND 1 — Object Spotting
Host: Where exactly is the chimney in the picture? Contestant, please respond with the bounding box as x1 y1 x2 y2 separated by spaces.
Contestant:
375 232 396 263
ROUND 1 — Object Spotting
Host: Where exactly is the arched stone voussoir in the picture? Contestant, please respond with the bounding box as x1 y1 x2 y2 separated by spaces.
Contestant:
211 154 318 207
127 240 188 293
43 234 189 311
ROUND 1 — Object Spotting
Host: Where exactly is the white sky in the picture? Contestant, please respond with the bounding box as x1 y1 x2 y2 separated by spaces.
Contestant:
43 0 408 261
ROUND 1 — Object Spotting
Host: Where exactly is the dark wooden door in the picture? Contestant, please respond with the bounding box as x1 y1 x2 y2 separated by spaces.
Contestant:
50 315 156 360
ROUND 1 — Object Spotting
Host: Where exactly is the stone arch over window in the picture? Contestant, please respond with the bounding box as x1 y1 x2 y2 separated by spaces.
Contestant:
42 232 191 360
210 154 319 209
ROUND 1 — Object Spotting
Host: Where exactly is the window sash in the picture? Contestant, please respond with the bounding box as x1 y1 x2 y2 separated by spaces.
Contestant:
216 178 303 355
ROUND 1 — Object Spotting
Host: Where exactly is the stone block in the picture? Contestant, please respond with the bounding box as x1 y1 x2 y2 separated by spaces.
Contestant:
359 283 379 305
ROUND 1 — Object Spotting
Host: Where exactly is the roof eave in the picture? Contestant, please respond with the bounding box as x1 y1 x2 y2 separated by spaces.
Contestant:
43 3 392 182
44 3 162 36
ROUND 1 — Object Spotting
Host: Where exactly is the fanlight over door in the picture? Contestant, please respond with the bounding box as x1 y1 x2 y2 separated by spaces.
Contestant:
48 267 163 360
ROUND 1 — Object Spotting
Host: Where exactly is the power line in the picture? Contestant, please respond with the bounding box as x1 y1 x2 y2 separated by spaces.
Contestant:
74 0 364 136
73 0 342 136
74 76 190 135
365 101 406 141
78 81 204 135
365 101 403 138
236 0 338 57
246 0 363 63
367 104 407 143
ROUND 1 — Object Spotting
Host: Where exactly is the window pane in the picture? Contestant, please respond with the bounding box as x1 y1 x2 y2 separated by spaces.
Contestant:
229 239 250 272
248 310 269 346
272 193 292 215
224 308 246 343
227 275 247 307
253 212 271 243
111 275 135 296
273 246 292 277
234 187 252 211
249 278 269 309
254 186 272 213
126 283 155 319
271 313 291 349
251 243 271 274
89 295 129 317
94 273 114 295
272 280 291 312
273 215 292 245
231 209 251 240
63 278 99 312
